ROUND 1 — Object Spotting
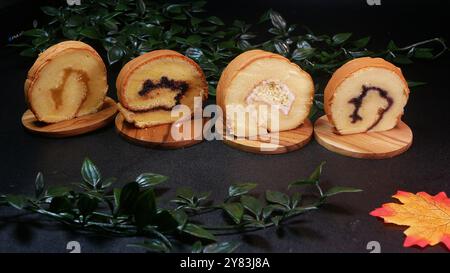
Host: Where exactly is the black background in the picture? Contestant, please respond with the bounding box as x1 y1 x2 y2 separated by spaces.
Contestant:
0 0 449 253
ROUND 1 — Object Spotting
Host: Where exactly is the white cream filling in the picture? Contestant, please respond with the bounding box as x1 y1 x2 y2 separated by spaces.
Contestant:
246 80 295 115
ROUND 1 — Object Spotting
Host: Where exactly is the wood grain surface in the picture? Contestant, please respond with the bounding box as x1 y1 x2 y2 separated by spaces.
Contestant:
222 119 313 154
115 113 205 149
314 115 413 159
21 97 117 137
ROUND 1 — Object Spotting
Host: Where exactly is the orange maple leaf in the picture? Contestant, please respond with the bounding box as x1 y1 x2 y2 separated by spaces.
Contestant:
370 191 450 250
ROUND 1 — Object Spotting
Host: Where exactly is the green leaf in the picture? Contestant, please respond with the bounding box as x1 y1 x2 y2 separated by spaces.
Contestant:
190 16 202 27
171 209 188 229
134 189 157 228
203 241 240 253
107 46 124 65
100 177 115 189
61 27 79 40
291 192 301 208
65 16 84 27
113 188 121 208
348 50 373 58
258 10 271 23
228 183 257 198
332 33 352 45
292 48 316 61
118 182 140 215
407 81 427 88
191 241 203 253
207 16 224 26
192 1 207 9
309 161 326 182
308 104 318 119
222 202 244 224
265 190 290 208
103 11 123 21
393 55 413 64
154 210 178 232
49 196 72 213
35 172 44 198
293 205 318 213
5 195 28 209
176 187 195 203
387 40 398 51
240 195 263 217
135 173 168 189
274 40 289 56
324 186 362 197
269 10 286 31
352 36 371 48
185 47 203 60
262 206 274 219
297 40 312 49
22 29 48 38
77 193 98 216
271 215 283 227
414 48 434 59
237 40 251 50
80 27 100 39
41 6 60 17
288 179 316 189
20 48 37 57
103 20 118 32
172 13 188 20
183 223 216 241
186 35 202 45
81 158 101 188
32 36 49 47
46 186 71 197
136 0 146 15
208 85 216 96
166 3 186 13
240 34 256 40
268 27 281 35
129 239 170 253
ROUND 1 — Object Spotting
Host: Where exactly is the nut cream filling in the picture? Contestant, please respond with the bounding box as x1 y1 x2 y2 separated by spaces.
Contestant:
246 79 295 115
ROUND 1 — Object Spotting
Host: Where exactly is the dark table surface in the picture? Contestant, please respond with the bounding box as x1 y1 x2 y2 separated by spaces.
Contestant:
0 0 449 253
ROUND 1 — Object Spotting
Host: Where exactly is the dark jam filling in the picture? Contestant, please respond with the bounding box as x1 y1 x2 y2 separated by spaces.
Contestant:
138 76 189 98
348 85 394 131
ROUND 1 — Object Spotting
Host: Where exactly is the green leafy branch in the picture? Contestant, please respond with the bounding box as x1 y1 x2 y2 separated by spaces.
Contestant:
0 159 361 253
11 0 447 100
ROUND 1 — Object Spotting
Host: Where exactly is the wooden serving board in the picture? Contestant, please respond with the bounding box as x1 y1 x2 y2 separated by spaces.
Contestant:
22 97 118 137
222 119 313 154
115 113 205 149
314 115 413 159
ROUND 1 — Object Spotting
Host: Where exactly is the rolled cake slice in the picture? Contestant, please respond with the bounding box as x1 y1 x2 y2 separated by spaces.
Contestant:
116 49 207 127
217 49 314 137
324 57 409 135
25 41 108 123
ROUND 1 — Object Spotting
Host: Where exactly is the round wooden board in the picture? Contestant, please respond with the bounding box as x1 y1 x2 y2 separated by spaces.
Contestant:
222 119 313 154
115 113 204 149
22 97 118 138
314 115 413 159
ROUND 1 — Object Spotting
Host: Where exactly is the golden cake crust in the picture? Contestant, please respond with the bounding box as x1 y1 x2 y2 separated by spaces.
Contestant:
216 50 292 113
216 49 314 136
324 57 409 128
116 49 208 111
25 41 108 122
